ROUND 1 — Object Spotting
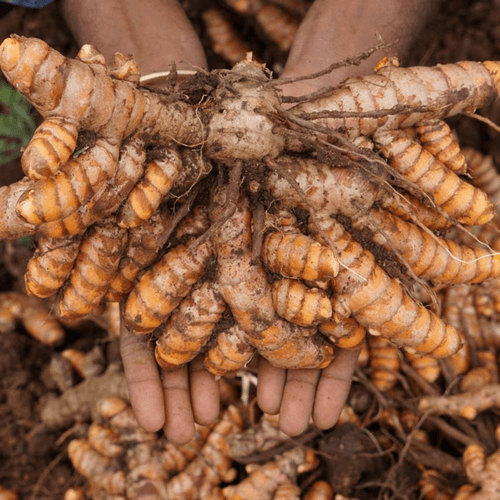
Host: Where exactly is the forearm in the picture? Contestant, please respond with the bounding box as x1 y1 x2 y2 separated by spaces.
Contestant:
283 0 438 86
62 0 207 73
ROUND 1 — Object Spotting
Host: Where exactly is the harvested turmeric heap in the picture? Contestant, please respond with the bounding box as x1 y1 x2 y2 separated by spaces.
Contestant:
3 36 500 373
65 396 322 500
67 396 243 499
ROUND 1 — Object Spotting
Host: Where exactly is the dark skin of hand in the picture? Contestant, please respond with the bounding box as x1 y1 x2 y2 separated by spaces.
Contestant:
64 0 437 444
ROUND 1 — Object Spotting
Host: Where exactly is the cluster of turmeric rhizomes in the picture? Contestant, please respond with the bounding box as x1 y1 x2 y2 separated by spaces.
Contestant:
382 148 500 399
2 36 500 376
360 240 500 394
63 396 328 500
360 144 500 393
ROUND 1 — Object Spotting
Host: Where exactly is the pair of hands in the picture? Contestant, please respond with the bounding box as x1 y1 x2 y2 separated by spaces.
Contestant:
120 325 359 444
62 0 435 445
117 9 360 443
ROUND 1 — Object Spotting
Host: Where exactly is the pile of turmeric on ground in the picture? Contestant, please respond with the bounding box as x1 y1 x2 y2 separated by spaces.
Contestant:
2 35 500 376
52 350 500 500
61 396 328 500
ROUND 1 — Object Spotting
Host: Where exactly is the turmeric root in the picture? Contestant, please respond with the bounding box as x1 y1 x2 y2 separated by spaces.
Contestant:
204 323 256 376
354 208 500 284
255 3 300 51
212 191 333 369
57 218 128 320
21 116 78 180
117 148 182 228
162 406 244 499
203 8 257 66
105 208 172 302
418 469 455 500
313 216 461 357
463 147 500 204
155 281 226 371
415 119 467 174
68 439 126 496
223 446 318 500
271 278 332 327
374 130 494 226
227 413 286 459
367 334 400 392
404 350 441 384
303 481 334 500
123 239 214 334
379 190 452 231
418 384 500 420
291 60 500 138
460 367 495 394
25 235 81 298
262 232 340 282
319 315 366 350
10 137 145 242
41 363 128 427
0 179 36 239
16 139 120 225
267 157 381 218
0 291 65 347
72 395 221 499
458 425 500 500
272 482 301 500
61 346 106 380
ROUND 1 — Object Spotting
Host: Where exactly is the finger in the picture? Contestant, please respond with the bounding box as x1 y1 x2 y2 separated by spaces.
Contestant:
256 356 286 415
279 369 320 437
119 323 165 432
189 355 220 426
312 348 359 430
161 364 195 444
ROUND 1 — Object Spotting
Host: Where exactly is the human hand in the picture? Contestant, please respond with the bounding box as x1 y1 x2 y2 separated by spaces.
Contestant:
120 324 220 444
64 0 213 445
257 350 359 436
253 0 437 437
62 0 208 75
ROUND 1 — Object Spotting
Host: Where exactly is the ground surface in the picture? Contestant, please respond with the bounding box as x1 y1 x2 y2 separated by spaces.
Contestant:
1 0 500 498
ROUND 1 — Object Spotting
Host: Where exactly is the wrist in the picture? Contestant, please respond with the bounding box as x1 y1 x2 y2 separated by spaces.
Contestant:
282 0 437 88
62 0 207 74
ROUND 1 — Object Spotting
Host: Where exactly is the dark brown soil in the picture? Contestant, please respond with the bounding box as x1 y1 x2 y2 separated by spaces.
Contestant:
1 0 500 498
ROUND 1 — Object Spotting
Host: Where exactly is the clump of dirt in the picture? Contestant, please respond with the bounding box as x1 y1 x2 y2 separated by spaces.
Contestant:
319 423 388 497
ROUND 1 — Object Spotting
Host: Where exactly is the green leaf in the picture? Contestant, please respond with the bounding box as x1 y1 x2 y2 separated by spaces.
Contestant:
12 103 36 135
0 81 36 166
0 113 25 135
0 137 22 164
17 236 34 248
0 83 14 104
